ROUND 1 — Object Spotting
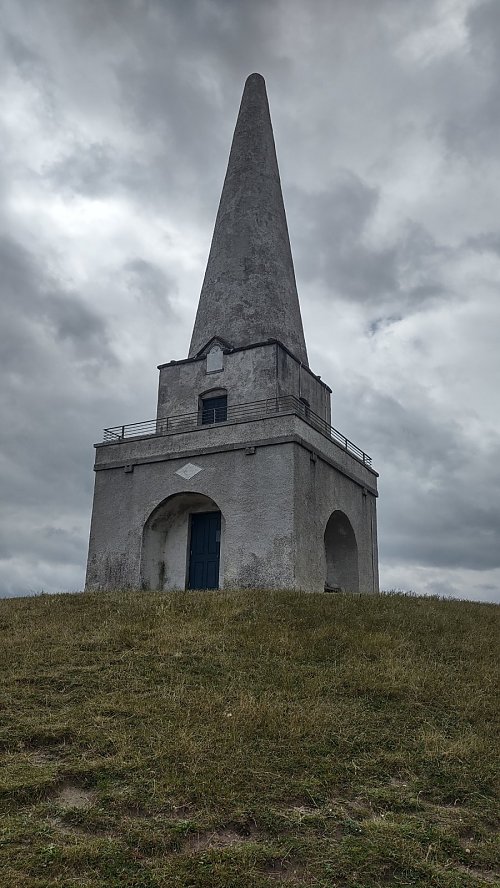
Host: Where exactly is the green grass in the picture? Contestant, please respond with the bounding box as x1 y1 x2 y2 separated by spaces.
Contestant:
0 588 498 887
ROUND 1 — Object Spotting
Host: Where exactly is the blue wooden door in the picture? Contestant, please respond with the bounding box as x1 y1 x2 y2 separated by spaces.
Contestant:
188 511 221 589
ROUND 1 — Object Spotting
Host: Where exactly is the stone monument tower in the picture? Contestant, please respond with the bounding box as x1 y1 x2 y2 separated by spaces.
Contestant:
85 73 379 594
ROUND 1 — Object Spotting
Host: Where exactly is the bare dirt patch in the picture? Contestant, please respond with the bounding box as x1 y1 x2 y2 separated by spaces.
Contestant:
185 820 258 853
55 782 97 810
454 864 499 883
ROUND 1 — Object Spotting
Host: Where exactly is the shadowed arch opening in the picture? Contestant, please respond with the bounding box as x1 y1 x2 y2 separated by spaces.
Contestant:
324 510 359 593
141 492 224 590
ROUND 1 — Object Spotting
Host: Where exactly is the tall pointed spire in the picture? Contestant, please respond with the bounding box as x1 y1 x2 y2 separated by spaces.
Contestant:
189 73 309 366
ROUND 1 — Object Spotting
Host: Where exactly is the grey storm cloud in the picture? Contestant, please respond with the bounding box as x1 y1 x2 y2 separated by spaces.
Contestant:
0 234 111 367
290 174 397 297
466 232 500 256
358 389 500 571
443 0 500 158
0 0 499 601
36 0 285 214
289 177 450 313
46 143 118 197
123 258 178 315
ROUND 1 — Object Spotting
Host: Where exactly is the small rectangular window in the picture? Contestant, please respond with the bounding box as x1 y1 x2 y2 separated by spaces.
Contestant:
201 395 227 424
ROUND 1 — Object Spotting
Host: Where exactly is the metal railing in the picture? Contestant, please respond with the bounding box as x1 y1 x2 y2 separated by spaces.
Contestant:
102 395 372 466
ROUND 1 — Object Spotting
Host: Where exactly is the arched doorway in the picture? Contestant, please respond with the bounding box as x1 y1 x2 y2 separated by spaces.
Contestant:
324 510 359 593
141 492 224 590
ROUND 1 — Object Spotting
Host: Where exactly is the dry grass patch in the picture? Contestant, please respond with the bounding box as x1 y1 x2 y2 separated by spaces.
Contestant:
0 587 498 887
185 825 258 853
263 858 311 883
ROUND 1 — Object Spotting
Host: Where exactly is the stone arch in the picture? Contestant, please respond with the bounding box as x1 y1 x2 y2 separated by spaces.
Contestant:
140 492 224 590
199 386 227 400
324 510 359 593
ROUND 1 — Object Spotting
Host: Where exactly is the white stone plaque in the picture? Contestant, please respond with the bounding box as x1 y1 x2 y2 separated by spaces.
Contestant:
207 345 224 372
175 462 203 480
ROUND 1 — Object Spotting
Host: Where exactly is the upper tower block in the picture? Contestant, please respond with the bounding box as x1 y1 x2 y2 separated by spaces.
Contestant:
188 73 308 366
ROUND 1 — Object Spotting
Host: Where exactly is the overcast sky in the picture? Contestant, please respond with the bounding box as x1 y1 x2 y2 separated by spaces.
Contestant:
1 0 499 602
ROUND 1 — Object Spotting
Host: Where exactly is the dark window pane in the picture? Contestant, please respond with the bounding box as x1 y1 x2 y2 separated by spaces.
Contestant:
201 395 227 424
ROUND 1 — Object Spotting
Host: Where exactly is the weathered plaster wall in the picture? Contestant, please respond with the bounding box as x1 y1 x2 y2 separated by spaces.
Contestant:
275 347 331 423
86 469 143 590
86 420 378 594
156 342 330 423
157 344 278 419
292 443 379 594
288 416 376 490
95 413 301 467
86 440 296 592
94 412 376 499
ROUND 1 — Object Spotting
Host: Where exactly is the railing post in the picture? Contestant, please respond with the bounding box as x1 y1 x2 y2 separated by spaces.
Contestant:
121 425 125 439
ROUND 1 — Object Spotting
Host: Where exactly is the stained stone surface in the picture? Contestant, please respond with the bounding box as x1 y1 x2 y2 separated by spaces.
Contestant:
189 73 308 365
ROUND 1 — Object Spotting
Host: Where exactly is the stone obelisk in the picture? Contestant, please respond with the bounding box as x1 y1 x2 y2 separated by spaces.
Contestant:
85 74 379 595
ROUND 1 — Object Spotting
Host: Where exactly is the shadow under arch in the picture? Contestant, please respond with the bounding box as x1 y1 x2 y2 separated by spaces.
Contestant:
324 510 359 593
141 491 224 590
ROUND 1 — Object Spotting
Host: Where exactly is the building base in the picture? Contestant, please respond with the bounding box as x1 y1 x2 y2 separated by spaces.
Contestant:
85 413 378 594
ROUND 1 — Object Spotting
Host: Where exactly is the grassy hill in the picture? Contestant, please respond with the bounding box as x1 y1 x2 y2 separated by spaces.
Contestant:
0 588 498 888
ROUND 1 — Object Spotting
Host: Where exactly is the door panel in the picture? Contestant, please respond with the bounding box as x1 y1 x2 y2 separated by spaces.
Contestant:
188 511 221 589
